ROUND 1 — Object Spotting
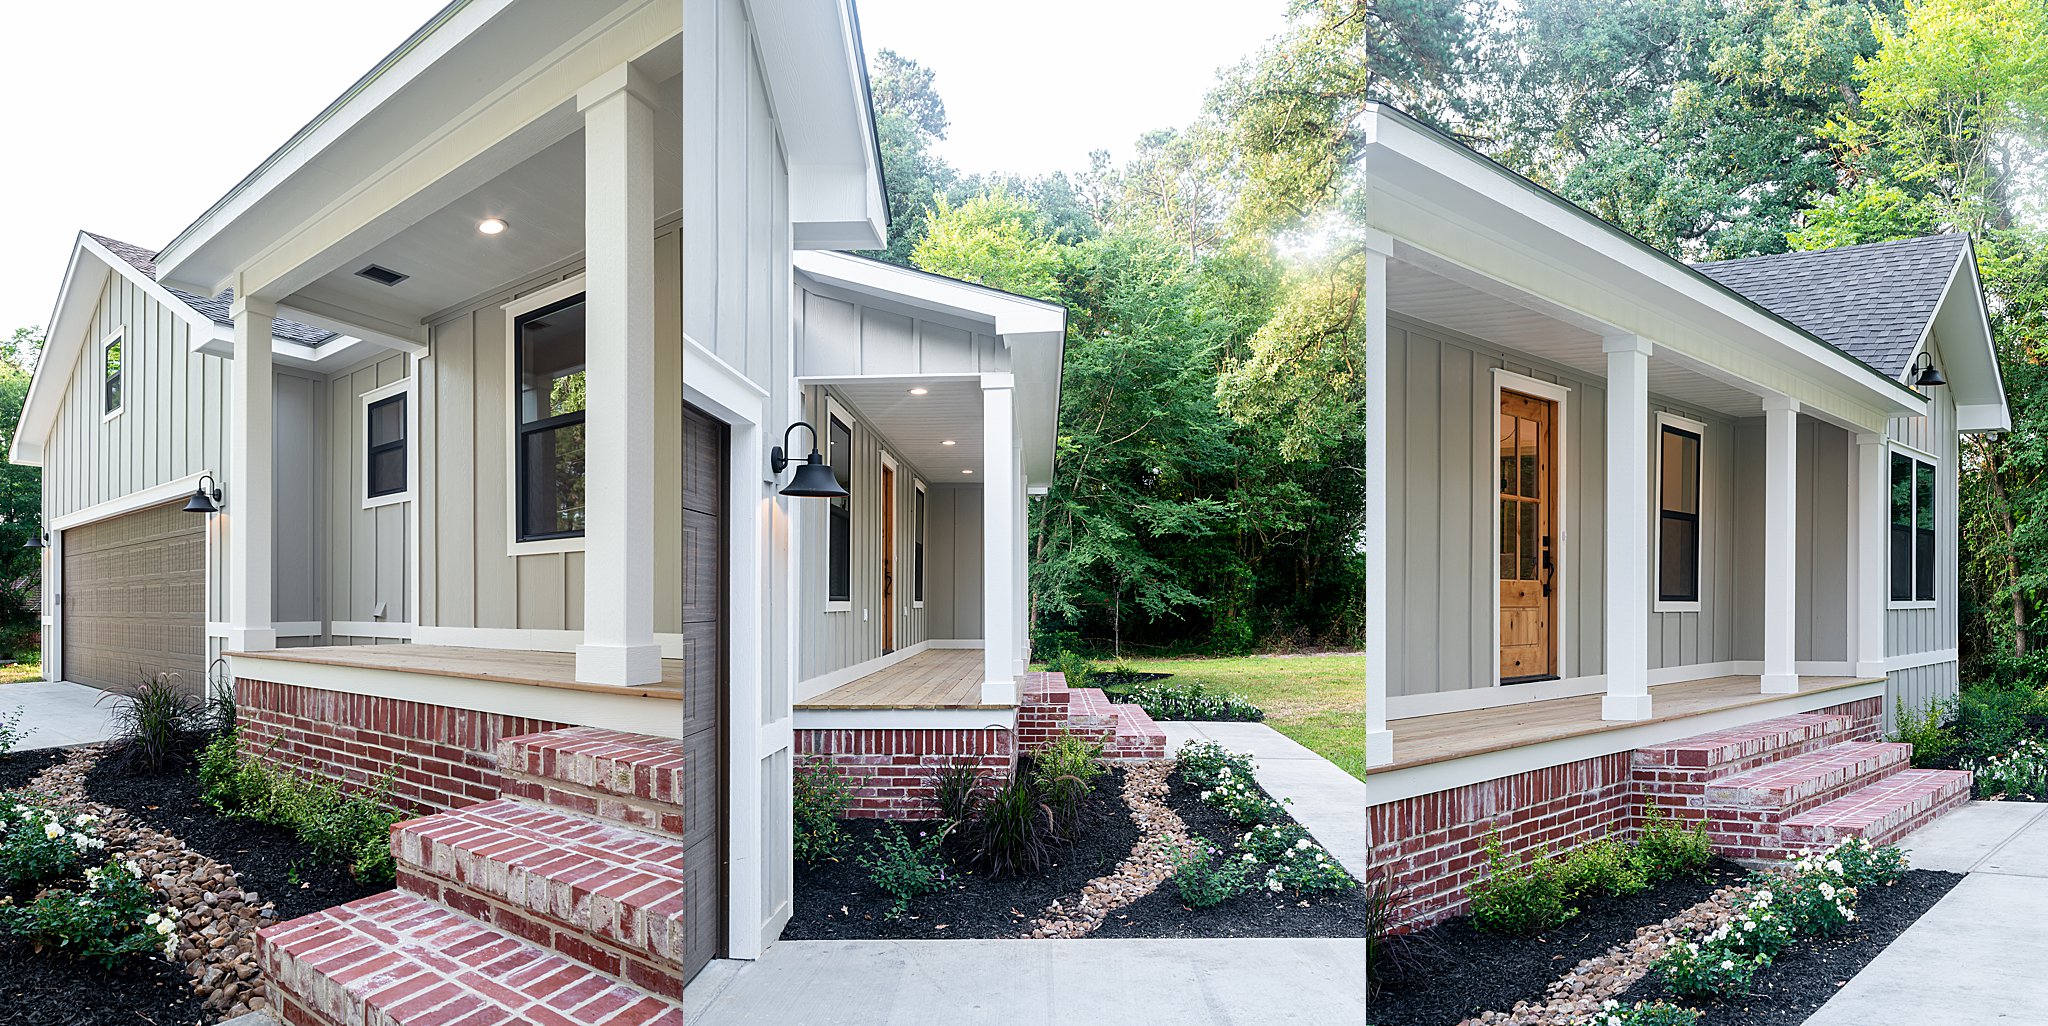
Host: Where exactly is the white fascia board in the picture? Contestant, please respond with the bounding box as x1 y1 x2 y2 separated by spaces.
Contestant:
791 251 1066 335
1916 250 2008 431
276 291 429 355
1363 105 1928 422
152 0 516 293
753 0 888 250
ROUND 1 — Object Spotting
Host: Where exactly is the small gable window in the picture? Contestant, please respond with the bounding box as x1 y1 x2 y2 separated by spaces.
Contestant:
1891 450 1937 604
102 330 123 417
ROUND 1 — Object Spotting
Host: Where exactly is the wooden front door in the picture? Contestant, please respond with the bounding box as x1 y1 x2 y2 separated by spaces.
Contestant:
679 404 728 984
881 463 896 653
1499 390 1558 682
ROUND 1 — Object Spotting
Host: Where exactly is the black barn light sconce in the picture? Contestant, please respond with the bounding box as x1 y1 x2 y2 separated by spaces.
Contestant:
23 531 45 550
771 422 849 499
183 473 223 514
1912 352 1946 388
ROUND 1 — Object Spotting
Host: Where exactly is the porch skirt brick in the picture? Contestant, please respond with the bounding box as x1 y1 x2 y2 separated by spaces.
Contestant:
795 727 1016 819
235 678 571 813
1369 696 1884 931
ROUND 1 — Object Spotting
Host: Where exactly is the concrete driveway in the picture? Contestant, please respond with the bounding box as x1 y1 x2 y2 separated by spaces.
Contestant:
0 680 119 749
1804 801 2048 1025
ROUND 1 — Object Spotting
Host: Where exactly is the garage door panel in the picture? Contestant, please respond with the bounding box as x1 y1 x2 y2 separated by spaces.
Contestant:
62 502 205 694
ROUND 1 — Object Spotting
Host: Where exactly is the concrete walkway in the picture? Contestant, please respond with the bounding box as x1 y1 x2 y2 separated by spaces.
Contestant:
1159 721 1369 878
685 938 1368 1025
0 680 118 748
1804 801 2048 1025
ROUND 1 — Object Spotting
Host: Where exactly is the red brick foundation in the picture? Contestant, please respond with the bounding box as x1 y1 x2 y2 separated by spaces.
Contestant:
794 727 1016 819
1368 696 1887 931
235 678 569 814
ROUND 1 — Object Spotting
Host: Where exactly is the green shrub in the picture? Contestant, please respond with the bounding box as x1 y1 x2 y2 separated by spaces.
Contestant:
195 739 403 883
1103 679 1264 722
100 673 206 772
1892 696 1961 765
929 760 985 825
1263 839 1355 894
1045 651 1097 689
1823 834 1910 888
1971 738 2048 799
855 824 949 916
0 706 24 756
1202 775 1288 826
0 804 104 889
1560 838 1649 900
1593 1001 1703 1026
1238 822 1312 861
1167 842 1257 907
1031 731 1105 838
1654 928 1769 997
793 760 857 863
1632 801 1714 882
0 859 173 967
963 776 1056 877
1176 739 1257 789
1467 834 1575 936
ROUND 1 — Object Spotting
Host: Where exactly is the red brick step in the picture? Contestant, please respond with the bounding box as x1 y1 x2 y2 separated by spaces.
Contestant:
1109 703 1166 761
1780 768 1973 850
1633 712 1859 773
497 728 685 838
259 890 682 1026
1704 741 1911 816
394 799 685 999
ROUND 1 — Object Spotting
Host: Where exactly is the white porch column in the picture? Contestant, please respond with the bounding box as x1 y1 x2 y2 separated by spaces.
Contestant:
1854 433 1889 679
574 65 662 686
1762 397 1802 693
225 291 276 652
982 374 1019 705
1014 454 1029 678
1602 334 1654 721
1364 239 1393 767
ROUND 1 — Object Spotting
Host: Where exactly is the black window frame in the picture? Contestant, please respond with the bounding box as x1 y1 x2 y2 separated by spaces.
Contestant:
826 406 853 604
103 330 123 416
913 482 926 605
365 392 408 499
1891 450 1938 603
1657 422 1702 604
514 293 589 543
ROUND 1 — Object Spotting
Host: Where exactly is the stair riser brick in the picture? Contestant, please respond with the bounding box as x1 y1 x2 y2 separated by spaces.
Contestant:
497 729 687 805
399 869 682 1002
1782 779 1973 850
498 775 685 838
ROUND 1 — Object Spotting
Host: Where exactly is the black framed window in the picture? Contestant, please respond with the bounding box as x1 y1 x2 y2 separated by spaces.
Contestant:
913 485 927 604
366 393 407 498
103 333 122 415
1891 451 1937 602
1657 424 1701 603
827 410 853 603
515 295 588 541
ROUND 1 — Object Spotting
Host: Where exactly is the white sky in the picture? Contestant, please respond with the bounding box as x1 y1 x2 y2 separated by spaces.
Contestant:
0 0 1287 334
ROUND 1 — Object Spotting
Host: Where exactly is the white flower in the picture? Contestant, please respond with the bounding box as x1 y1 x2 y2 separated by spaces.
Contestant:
1687 942 1700 954
1267 877 1283 893
1753 889 1774 906
145 913 162 926
1295 838 1312 850
1819 882 1836 900
1603 1000 1619 1011
1242 853 1257 863
125 861 142 878
1826 859 1844 875
1721 959 1735 970
155 919 176 937
41 822 62 839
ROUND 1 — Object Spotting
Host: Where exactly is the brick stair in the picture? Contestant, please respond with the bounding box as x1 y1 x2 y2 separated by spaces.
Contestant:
1018 672 1167 762
1634 713 1971 861
260 728 687 1026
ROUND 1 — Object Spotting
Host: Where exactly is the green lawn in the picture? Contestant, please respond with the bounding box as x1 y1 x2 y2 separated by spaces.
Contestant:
1117 654 1366 781
0 660 42 685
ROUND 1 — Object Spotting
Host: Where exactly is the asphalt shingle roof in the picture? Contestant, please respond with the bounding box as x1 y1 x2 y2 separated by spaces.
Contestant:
1693 234 1970 379
83 232 338 347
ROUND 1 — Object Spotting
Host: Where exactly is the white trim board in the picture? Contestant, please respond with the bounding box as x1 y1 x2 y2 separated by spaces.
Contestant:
1370 680 1886 806
1490 369 1572 684
1885 649 1958 673
1387 660 1864 720
51 471 213 531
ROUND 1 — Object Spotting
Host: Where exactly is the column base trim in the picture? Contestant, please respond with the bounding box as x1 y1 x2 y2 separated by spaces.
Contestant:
575 643 664 687
1367 729 1394 768
1855 661 1889 680
980 679 1017 706
1601 693 1653 721
1761 673 1801 694
224 627 278 653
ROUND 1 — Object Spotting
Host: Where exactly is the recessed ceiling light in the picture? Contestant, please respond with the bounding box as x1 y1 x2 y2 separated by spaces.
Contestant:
478 217 509 235
908 387 929 396
962 468 974 475
941 439 956 446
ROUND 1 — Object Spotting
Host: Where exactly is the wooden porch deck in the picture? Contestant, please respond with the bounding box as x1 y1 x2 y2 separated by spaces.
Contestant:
798 648 1004 710
1383 674 1881 772
228 645 685 701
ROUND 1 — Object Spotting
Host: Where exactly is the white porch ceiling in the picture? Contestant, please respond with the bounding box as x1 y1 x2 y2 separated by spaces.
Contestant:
290 72 683 327
828 378 985 481
1388 259 1769 417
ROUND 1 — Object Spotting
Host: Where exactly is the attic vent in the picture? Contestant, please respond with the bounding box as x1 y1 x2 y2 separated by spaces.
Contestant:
354 264 409 287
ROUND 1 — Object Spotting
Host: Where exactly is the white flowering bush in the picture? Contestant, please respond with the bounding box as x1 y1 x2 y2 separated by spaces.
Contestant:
1654 927 1769 997
0 857 175 967
1176 740 1256 790
1264 838 1355 893
1109 680 1264 722
0 804 106 888
1585 998 1701 1025
1823 834 1909 888
1239 822 1312 861
1166 841 1258 907
1202 776 1289 826
1967 738 2048 801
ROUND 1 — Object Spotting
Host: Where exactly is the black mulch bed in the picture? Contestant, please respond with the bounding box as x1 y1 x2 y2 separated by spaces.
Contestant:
1090 766 1373 938
1619 869 1965 1025
0 747 68 791
783 766 1138 939
1366 858 1749 1026
0 934 210 1026
81 756 385 922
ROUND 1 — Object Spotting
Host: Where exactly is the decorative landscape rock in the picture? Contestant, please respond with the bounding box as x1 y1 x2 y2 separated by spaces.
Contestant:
24 747 280 1022
1027 759 1193 939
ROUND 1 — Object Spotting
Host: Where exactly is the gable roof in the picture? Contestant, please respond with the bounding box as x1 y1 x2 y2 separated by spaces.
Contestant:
83 233 336 347
1694 234 1972 378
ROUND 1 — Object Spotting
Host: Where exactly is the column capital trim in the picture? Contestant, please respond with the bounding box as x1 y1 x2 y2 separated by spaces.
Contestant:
979 372 1016 391
577 63 660 113
1601 333 1654 356
1365 228 1396 257
1762 395 1801 414
229 294 277 321
1855 431 1887 446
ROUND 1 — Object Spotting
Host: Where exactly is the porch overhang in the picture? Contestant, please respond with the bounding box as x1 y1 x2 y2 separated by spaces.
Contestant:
1363 103 1928 431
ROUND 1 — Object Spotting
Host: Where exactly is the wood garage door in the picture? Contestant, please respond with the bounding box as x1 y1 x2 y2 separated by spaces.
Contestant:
679 404 728 984
62 501 205 694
